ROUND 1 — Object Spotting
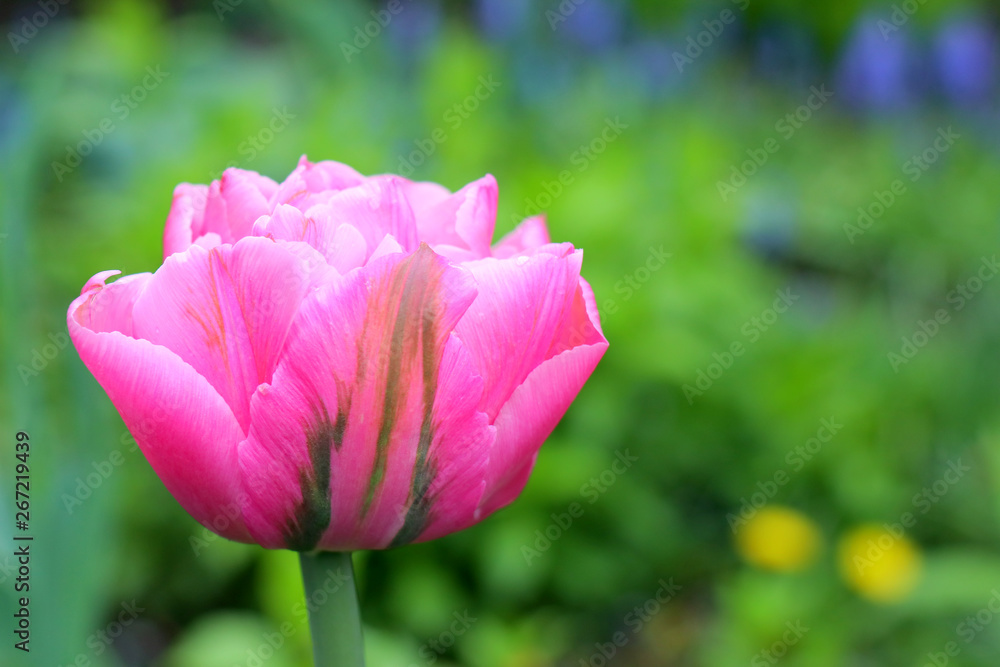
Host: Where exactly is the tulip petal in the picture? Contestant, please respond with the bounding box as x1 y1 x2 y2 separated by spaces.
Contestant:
163 170 277 256
202 168 277 244
256 180 418 271
68 274 251 542
308 178 419 257
163 183 208 259
252 204 368 274
407 335 495 543
238 244 495 550
368 233 406 262
131 237 317 431
477 278 608 516
455 248 604 421
398 179 451 212
404 175 498 260
295 156 366 192
491 215 551 258
270 156 366 210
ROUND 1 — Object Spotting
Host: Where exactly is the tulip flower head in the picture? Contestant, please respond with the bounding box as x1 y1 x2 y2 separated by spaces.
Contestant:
68 157 608 552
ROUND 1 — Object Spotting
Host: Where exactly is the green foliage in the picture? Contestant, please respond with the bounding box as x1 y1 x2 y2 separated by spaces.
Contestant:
2 1 999 665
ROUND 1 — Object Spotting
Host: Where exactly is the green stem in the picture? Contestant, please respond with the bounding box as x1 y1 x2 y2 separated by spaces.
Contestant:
299 550 366 667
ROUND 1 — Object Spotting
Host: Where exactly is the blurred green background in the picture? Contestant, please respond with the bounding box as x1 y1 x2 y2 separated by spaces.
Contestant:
2 0 1000 665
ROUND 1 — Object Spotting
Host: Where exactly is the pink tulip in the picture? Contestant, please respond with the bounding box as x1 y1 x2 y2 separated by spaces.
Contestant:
68 156 608 552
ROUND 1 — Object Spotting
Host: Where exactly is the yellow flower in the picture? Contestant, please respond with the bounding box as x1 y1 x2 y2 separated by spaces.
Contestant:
837 524 922 603
735 506 821 572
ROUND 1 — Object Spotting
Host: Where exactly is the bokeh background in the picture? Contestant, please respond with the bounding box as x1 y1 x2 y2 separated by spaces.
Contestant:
2 0 1000 665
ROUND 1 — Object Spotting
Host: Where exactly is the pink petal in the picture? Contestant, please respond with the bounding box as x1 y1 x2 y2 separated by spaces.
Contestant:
163 184 208 259
270 156 366 209
267 238 342 287
476 335 608 518
68 273 251 542
297 156 366 192
409 335 495 543
252 204 365 274
455 248 604 422
491 215 551 258
307 178 419 257
202 169 277 244
327 224 371 272
476 276 607 516
75 271 148 337
237 244 495 551
82 270 124 297
403 175 498 259
254 184 416 274
397 179 451 212
368 233 405 262
131 237 317 432
193 232 223 251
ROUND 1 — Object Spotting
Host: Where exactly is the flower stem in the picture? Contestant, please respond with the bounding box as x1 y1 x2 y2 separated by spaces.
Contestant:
299 550 366 667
